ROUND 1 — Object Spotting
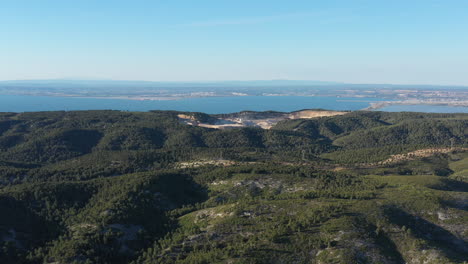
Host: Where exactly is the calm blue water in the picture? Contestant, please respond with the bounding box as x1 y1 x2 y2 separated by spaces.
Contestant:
380 105 468 113
0 95 390 114
0 95 466 113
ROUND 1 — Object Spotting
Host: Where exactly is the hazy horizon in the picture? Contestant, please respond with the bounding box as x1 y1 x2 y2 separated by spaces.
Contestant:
2 78 468 88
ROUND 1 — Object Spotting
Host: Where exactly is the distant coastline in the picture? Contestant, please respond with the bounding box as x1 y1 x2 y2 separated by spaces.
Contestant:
365 100 468 111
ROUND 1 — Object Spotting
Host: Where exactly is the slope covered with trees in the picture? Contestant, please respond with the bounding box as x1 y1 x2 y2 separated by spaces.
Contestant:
0 110 466 263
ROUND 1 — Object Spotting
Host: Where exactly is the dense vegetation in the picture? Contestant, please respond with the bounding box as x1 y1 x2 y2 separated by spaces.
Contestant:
0 110 466 263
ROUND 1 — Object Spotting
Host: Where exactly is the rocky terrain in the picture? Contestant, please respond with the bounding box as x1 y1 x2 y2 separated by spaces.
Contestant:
178 109 348 129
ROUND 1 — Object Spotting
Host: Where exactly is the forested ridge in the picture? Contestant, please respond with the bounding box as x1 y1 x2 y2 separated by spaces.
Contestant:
0 110 467 263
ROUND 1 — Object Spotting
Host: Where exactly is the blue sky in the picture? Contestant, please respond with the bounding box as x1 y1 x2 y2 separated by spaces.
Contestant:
1 0 468 85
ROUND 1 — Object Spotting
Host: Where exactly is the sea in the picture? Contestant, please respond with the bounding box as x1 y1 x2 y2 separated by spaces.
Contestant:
0 95 466 114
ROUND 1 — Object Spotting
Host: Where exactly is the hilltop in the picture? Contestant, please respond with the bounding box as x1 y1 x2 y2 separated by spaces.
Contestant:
178 109 348 129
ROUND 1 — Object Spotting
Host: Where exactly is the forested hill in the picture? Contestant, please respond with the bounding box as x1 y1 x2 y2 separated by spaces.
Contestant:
0 110 467 263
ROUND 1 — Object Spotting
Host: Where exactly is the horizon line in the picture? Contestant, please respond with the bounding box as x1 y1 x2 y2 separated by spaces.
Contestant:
1 78 468 87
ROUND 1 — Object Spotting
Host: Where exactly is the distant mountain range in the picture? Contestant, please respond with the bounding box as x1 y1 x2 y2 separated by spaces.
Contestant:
0 79 341 88
1 79 467 89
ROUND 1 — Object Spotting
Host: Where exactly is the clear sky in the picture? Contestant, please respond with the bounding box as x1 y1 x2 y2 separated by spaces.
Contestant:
2 0 468 85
